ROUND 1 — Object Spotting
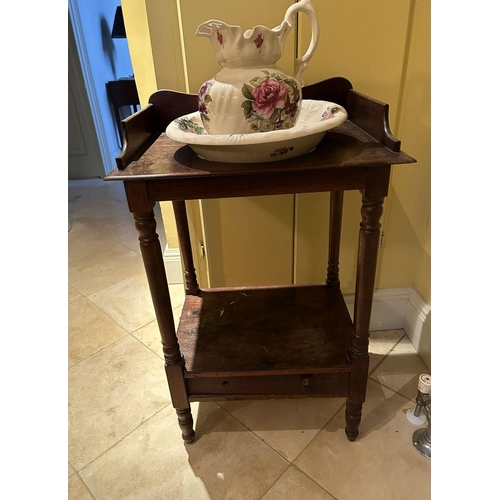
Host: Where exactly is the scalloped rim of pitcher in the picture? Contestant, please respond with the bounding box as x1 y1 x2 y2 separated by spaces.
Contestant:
197 21 292 39
166 99 348 146
242 21 292 38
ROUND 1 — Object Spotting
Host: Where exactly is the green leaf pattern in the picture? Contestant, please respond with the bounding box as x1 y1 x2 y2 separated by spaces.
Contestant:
175 117 206 135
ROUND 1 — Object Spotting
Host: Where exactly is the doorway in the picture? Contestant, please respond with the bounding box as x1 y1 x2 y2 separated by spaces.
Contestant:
68 14 104 179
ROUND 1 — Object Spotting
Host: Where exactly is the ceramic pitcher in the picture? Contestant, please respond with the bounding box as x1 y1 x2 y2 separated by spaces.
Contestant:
196 0 319 135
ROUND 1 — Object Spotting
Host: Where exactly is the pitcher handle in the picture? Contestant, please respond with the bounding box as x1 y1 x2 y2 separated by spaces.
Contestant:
284 0 320 85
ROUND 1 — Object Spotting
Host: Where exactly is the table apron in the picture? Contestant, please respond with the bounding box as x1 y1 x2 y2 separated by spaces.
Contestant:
145 167 375 201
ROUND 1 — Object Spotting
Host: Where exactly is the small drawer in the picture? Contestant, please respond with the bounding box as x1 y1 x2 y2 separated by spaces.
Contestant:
187 372 349 400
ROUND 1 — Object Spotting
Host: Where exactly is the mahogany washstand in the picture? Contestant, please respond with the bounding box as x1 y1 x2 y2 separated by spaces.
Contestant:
104 77 416 443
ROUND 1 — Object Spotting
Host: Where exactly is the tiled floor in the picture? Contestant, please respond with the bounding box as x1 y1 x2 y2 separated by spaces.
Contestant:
68 178 431 500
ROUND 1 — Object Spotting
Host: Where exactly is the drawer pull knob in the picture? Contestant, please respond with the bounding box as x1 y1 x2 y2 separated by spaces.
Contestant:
302 377 314 393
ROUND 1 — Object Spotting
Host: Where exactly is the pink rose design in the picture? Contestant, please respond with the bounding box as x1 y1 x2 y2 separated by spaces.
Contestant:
254 33 264 49
217 30 224 46
251 79 288 119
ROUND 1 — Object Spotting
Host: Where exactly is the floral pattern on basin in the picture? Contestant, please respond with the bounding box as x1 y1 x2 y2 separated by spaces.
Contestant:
321 105 343 121
241 71 300 132
174 117 207 135
270 146 294 158
166 99 348 164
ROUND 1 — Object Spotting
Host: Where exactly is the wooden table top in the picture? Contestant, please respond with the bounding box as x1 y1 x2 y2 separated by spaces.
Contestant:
104 121 415 183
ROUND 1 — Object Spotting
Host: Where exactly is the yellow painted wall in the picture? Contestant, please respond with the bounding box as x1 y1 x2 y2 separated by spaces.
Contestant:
122 0 186 101
201 196 295 287
382 0 431 304
176 0 300 287
295 0 431 304
122 0 187 251
122 0 431 303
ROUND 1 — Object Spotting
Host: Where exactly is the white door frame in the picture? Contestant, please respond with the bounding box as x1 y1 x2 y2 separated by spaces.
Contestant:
68 0 113 176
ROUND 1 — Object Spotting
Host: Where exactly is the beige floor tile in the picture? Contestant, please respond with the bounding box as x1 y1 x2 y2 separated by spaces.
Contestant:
165 258 184 284
68 336 170 470
68 179 103 214
98 179 128 203
261 466 335 500
221 397 345 462
84 203 167 255
68 296 128 367
69 242 144 296
70 198 131 225
87 273 154 332
368 329 405 374
69 185 130 224
88 274 185 333
133 320 163 358
69 178 102 191
69 463 75 477
68 220 125 264
371 335 430 400
81 403 288 500
85 213 142 254
68 475 94 500
133 306 182 358
68 284 81 303
294 380 430 500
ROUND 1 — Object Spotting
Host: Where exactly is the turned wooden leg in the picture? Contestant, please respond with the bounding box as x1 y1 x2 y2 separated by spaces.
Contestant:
176 408 196 443
346 191 385 441
326 191 344 288
345 401 364 442
172 200 199 295
133 208 195 443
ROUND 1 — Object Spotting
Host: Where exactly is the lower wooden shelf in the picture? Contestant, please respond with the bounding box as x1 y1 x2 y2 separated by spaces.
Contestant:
176 284 353 400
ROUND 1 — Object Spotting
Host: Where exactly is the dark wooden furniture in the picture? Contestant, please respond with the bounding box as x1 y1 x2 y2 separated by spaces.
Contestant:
105 78 140 147
104 77 416 444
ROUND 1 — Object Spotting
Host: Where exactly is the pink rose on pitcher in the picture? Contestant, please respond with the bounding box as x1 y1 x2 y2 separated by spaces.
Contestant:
254 33 264 50
251 79 289 119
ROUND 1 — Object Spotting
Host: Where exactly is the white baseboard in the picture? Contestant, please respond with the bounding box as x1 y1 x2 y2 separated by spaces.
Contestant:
163 248 184 284
344 286 431 370
344 287 413 331
403 288 431 370
163 248 181 261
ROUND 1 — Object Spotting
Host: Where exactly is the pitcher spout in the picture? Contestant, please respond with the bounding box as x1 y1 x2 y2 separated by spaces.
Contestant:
195 22 212 38
196 20 244 67
196 20 239 38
